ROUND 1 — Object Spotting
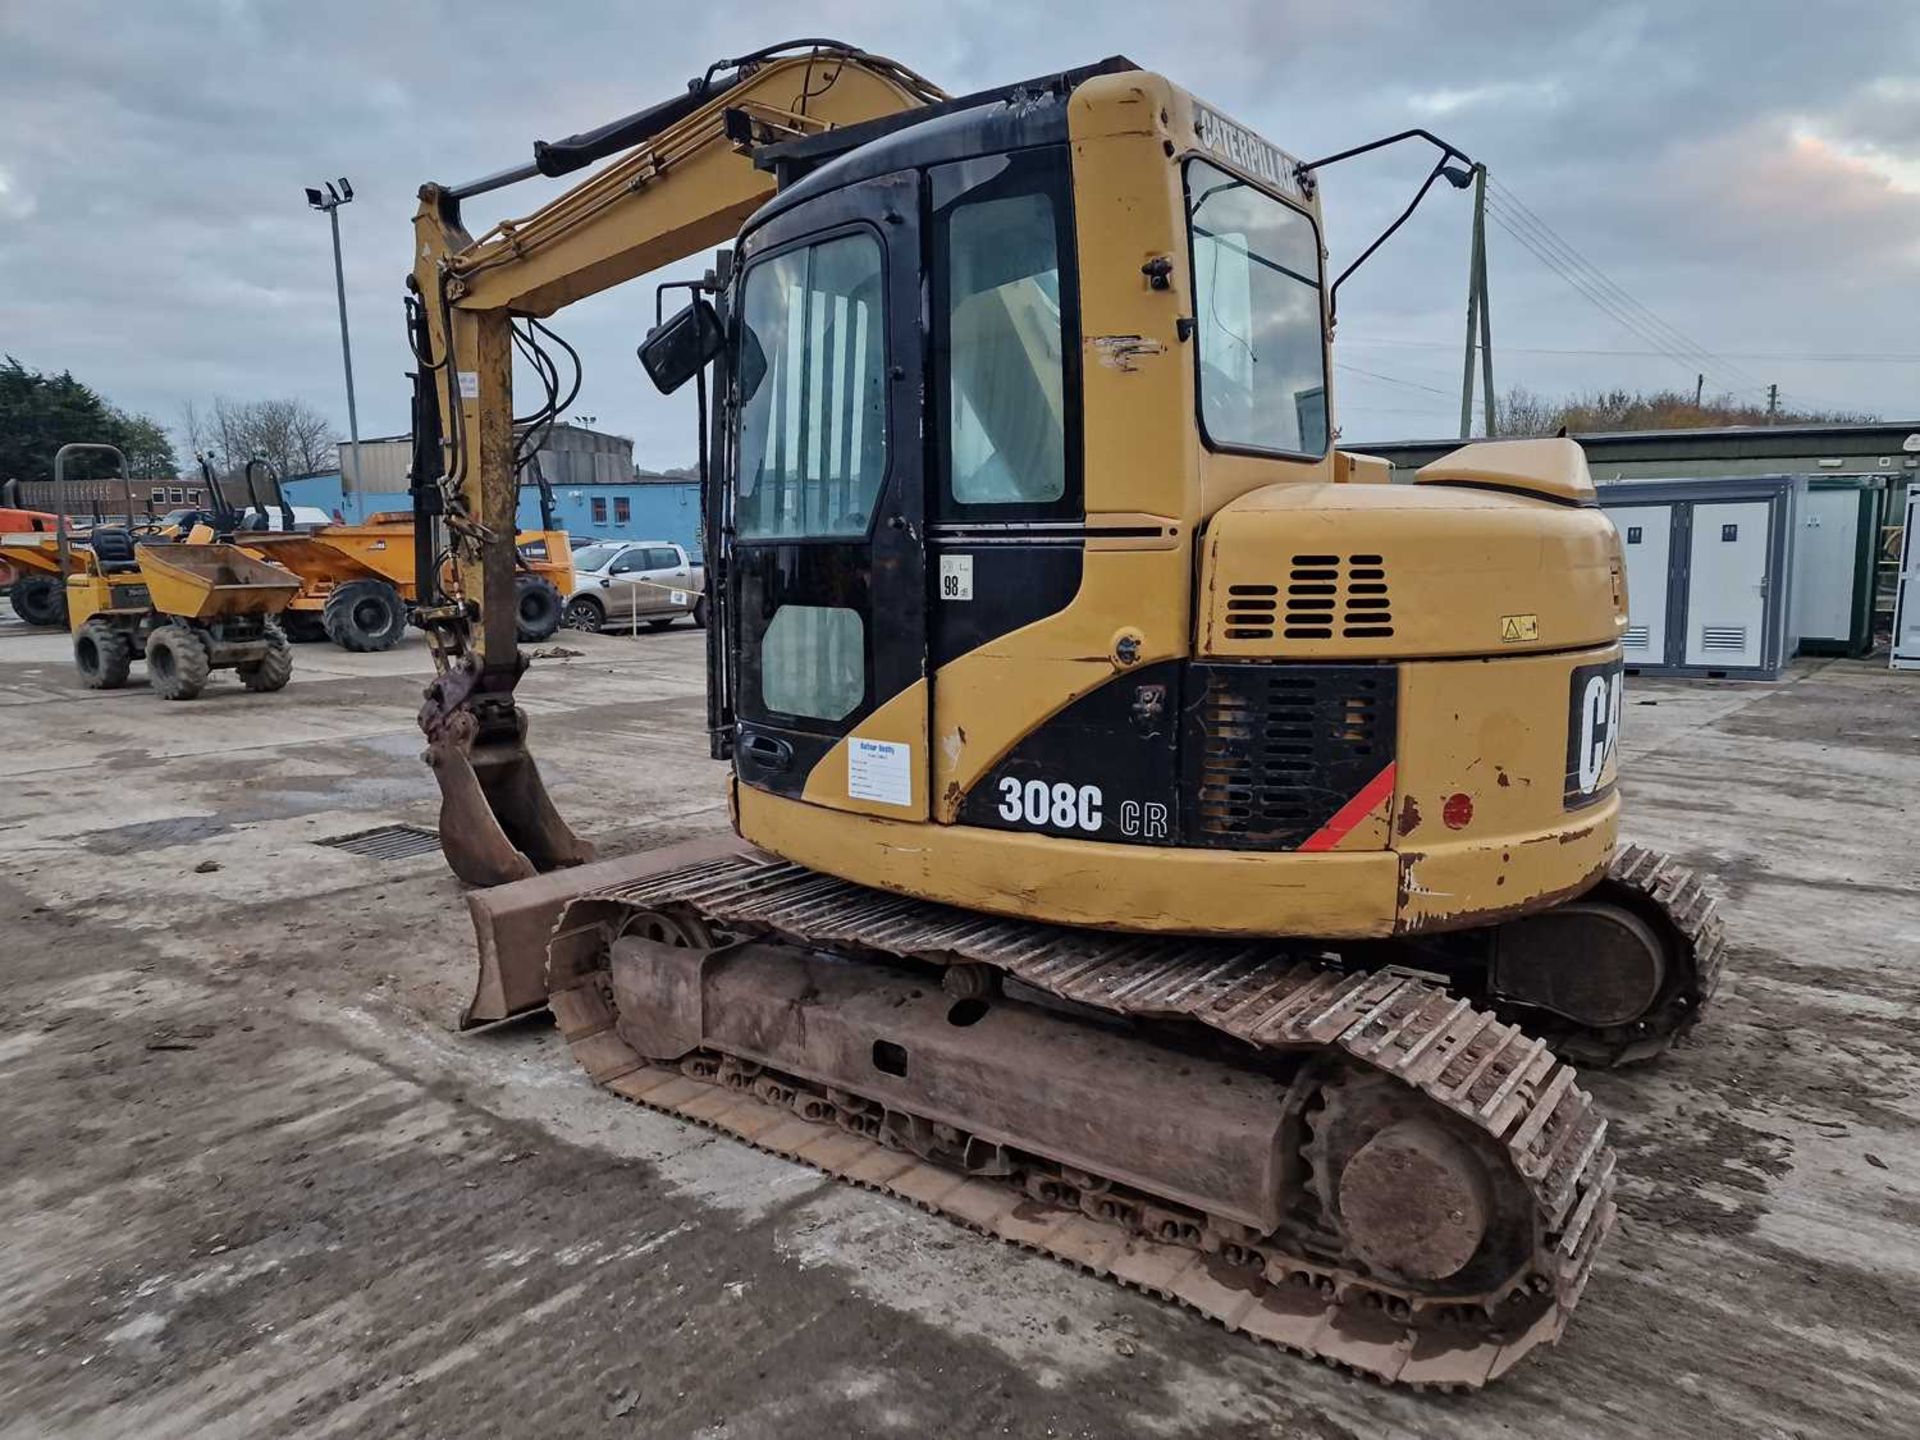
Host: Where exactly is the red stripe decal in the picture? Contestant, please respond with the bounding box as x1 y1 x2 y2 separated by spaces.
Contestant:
1296 762 1398 853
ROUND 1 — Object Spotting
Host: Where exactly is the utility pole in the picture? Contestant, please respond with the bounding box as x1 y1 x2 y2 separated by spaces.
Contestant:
1459 164 1494 438
306 179 362 516
1694 373 1705 408
1766 383 1780 423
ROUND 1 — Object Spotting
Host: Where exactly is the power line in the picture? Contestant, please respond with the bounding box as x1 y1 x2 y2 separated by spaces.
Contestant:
1480 196 1786 405
1484 178 1774 397
1341 338 1920 364
1333 361 1455 398
1481 198 1768 400
1486 181 1761 387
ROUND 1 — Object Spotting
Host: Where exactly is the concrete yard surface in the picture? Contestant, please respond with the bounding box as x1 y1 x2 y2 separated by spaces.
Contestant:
1 615 1917 1439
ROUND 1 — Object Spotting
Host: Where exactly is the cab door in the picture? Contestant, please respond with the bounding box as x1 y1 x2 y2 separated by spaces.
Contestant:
728 170 927 818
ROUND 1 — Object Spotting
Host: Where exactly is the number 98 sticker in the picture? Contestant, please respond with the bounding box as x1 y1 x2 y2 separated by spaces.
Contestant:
1563 659 1624 808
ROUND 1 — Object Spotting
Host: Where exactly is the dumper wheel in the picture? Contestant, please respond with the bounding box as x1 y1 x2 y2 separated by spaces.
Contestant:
323 579 407 652
146 623 211 701
516 576 564 642
281 611 329 643
238 620 294 693
73 618 133 690
10 575 68 628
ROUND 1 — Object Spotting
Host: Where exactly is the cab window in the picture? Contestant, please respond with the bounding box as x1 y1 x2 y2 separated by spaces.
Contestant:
735 232 887 541
931 147 1080 520
1185 158 1328 458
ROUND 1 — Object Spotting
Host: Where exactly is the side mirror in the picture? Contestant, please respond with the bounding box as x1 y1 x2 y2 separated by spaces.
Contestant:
638 299 723 395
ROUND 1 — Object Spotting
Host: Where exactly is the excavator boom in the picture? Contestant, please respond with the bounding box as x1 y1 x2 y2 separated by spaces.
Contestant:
409 41 943 885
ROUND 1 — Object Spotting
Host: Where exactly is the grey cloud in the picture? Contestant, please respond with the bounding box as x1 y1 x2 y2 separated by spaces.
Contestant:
2 0 1914 465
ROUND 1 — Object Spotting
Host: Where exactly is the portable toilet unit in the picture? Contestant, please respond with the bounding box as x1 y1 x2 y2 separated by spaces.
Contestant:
1788 475 1889 657
1598 475 1803 679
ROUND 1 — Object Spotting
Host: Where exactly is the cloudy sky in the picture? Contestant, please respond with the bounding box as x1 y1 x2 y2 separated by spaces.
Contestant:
3 0 1917 471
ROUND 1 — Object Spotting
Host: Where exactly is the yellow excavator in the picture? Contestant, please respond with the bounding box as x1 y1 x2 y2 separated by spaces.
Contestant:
405 42 1724 1386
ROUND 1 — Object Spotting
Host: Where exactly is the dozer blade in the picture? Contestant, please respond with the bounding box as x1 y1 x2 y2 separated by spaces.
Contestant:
462 835 745 1028
421 686 595 889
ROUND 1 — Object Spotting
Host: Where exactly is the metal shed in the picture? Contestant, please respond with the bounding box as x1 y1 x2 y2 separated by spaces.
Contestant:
1791 475 1887 657
1598 475 1803 679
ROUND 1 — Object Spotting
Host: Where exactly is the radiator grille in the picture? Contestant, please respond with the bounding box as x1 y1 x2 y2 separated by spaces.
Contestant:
1184 664 1397 850
1282 554 1393 641
1700 625 1748 653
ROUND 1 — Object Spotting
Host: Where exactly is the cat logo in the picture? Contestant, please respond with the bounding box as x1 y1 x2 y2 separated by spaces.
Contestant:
1501 613 1540 642
1564 659 1625 807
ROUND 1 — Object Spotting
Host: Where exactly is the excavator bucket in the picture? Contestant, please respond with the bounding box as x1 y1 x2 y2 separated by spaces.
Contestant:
421 676 595 890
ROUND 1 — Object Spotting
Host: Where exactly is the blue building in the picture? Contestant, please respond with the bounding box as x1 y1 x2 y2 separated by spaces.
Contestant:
286 422 702 549
282 472 701 550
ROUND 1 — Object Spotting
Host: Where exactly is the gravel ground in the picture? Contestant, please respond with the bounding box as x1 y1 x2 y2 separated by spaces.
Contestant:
1 616 1915 1439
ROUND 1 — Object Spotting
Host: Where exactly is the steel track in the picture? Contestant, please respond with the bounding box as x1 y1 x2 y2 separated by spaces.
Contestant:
545 854 1624 1386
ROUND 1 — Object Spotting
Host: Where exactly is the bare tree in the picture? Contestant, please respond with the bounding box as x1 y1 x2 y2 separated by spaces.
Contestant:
1496 386 1563 438
178 396 337 478
244 398 336 477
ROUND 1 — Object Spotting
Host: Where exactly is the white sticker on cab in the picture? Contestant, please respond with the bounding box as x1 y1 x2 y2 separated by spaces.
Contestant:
847 737 913 807
939 554 973 601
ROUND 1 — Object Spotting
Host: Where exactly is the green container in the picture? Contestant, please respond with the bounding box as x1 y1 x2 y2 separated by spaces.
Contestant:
1794 475 1887 658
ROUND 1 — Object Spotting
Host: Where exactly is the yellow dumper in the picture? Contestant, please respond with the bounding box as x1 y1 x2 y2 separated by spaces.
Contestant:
241 513 574 650
56 444 302 701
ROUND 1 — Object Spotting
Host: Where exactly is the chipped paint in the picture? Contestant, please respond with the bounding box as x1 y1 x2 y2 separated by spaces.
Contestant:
1395 796 1422 837
1089 335 1167 372
1395 843 1610 934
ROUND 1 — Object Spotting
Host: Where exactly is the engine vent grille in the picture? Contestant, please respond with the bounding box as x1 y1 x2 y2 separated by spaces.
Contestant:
1183 664 1398 850
1283 554 1393 640
1223 584 1278 640
1700 625 1748 653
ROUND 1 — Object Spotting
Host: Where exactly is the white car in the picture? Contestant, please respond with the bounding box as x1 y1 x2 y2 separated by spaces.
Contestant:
562 540 706 632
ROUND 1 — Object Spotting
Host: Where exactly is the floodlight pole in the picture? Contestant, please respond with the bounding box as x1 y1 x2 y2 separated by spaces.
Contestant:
310 182 363 514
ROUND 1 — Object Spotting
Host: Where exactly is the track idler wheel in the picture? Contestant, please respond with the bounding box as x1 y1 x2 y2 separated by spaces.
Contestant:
1307 1071 1532 1297
1337 1121 1491 1281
